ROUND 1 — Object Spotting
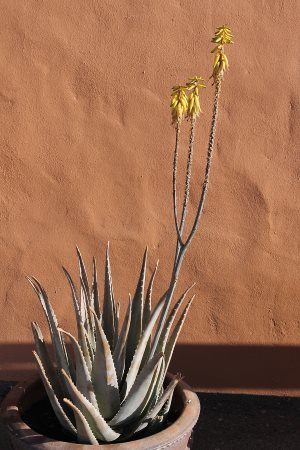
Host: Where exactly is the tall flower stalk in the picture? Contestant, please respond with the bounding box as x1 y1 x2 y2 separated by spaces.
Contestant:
151 25 233 355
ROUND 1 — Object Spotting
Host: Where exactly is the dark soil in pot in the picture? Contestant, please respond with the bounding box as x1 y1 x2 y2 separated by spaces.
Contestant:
22 396 77 443
21 393 181 444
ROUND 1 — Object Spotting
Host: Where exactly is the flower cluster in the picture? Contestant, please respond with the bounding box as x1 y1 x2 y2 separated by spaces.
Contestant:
170 24 233 122
211 24 233 46
211 24 233 82
170 85 188 124
186 76 206 118
171 77 205 124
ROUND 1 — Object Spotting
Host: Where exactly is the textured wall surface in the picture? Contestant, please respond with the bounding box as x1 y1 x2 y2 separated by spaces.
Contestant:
0 0 299 394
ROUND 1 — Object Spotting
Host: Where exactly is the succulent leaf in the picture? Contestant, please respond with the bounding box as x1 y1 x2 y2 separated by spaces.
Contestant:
76 247 90 301
76 248 96 349
77 258 88 324
59 329 98 410
27 277 72 381
60 329 77 383
115 365 162 441
122 297 165 399
62 268 92 371
113 295 132 383
164 296 195 373
138 359 162 418
92 257 101 319
126 248 148 369
63 398 98 444
158 284 195 355
113 302 120 352
109 352 163 427
145 373 181 421
62 369 120 442
141 375 181 437
90 309 120 419
143 261 158 330
147 356 165 413
84 328 95 367
31 321 58 386
33 351 77 436
103 242 116 350
62 267 82 322
159 387 175 422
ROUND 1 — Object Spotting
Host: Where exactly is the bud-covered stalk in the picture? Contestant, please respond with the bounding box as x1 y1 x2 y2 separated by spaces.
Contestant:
211 24 233 83
152 24 234 355
170 85 188 124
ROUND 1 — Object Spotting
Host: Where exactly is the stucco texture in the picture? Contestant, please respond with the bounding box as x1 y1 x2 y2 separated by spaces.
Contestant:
0 0 299 394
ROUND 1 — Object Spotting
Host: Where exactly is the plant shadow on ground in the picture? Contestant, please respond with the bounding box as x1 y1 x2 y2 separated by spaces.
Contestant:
1 343 300 449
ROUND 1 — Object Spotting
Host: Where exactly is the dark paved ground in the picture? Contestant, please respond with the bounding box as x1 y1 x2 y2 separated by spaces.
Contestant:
1 382 300 449
192 392 300 450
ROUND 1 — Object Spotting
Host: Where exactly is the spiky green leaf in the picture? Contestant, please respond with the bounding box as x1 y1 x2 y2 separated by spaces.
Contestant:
76 247 90 301
126 248 147 368
33 351 76 436
113 302 120 352
59 329 98 410
164 296 194 373
115 363 162 441
103 242 115 350
145 374 181 421
27 277 71 380
109 352 163 427
92 257 101 319
76 247 95 349
157 284 194 355
63 398 98 444
113 295 132 383
146 356 165 413
62 369 120 442
122 297 164 399
31 321 57 385
62 268 92 372
90 309 120 419
143 261 158 330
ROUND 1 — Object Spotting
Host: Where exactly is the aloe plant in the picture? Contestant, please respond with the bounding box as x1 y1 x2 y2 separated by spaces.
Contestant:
28 247 192 443
28 25 233 444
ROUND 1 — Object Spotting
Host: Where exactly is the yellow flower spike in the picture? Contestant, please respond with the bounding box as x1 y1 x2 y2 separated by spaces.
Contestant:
186 76 206 119
211 24 233 83
212 24 233 45
186 76 206 91
171 85 188 124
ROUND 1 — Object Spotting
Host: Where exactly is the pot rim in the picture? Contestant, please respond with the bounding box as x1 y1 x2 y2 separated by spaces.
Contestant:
1 373 200 449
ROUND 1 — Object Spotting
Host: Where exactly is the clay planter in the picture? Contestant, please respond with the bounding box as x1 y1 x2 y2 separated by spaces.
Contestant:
1 374 200 450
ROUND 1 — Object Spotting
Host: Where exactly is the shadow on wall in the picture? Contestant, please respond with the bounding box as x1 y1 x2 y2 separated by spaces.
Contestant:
170 344 300 394
1 343 300 394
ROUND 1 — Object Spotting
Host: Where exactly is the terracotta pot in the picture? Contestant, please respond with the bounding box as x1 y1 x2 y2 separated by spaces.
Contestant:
1 374 200 450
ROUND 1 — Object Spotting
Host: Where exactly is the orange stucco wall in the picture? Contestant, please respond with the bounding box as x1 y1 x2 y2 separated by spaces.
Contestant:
0 0 299 394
